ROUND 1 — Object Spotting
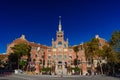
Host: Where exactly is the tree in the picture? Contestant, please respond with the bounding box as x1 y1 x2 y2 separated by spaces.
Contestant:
110 30 120 63
73 46 79 67
84 38 99 60
8 53 18 69
84 42 91 60
10 43 31 70
109 30 120 75
84 38 104 74
110 30 120 54
19 60 27 71
102 45 118 75
102 45 116 62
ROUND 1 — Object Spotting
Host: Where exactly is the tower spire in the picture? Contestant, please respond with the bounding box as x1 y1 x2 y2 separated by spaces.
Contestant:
58 16 62 32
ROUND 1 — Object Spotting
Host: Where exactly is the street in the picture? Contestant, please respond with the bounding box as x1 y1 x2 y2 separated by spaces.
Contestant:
0 74 120 80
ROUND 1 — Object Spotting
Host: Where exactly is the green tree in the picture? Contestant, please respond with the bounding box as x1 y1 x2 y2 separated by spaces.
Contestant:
10 43 31 70
110 30 120 54
8 53 18 69
109 30 120 75
84 38 104 74
102 45 118 75
73 46 79 67
102 45 116 62
84 38 99 60
19 60 27 71
110 30 120 63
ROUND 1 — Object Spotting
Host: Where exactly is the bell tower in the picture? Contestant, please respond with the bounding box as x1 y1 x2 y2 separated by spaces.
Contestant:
52 16 68 75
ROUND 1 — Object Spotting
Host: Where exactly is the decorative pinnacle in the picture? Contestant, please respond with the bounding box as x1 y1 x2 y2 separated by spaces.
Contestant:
20 34 25 40
95 35 99 39
59 16 61 23
58 16 62 32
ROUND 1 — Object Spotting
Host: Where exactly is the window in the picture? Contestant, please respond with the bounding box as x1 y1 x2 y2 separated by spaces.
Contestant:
69 49 72 52
40 59 42 64
88 59 92 64
48 56 51 59
58 55 62 60
69 56 72 59
48 54 51 59
99 43 102 46
47 60 51 65
58 41 62 46
64 44 66 48
32 47 37 50
48 49 52 52
58 35 62 37
58 61 62 64
35 54 37 57
53 55 56 59
71 61 73 65
54 44 56 48
77 60 81 64
64 55 67 59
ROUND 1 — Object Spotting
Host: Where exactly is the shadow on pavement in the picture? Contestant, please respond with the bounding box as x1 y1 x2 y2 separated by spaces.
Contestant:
0 70 13 77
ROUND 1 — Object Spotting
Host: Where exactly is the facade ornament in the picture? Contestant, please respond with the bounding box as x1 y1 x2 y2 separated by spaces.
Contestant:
20 34 25 40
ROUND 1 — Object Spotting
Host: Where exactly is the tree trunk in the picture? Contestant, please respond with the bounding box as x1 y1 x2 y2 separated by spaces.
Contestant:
112 62 115 76
98 59 103 75
18 58 19 69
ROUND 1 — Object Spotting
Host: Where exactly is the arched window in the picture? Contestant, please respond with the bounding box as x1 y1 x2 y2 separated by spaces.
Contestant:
58 41 62 46
58 55 62 60
64 44 66 48
54 44 56 48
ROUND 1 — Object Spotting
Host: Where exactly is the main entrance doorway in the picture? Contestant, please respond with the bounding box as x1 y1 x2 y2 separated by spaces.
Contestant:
58 61 62 69
55 61 67 75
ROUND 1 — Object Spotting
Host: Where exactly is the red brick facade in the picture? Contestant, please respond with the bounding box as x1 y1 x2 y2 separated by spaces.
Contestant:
6 18 107 75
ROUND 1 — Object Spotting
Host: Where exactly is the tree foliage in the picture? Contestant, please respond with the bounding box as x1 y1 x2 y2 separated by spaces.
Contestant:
8 43 31 69
73 46 79 54
84 38 100 60
102 45 117 62
84 38 103 74
109 30 120 63
110 30 120 53
73 46 79 67
11 43 31 58
8 53 18 69
19 60 27 70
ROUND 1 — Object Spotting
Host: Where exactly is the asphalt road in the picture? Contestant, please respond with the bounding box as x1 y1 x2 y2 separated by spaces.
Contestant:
0 74 120 80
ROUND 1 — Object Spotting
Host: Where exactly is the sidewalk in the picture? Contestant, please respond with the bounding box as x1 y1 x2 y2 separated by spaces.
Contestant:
15 73 86 77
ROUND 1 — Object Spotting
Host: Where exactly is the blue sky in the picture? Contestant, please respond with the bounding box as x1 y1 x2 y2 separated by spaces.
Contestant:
0 0 120 53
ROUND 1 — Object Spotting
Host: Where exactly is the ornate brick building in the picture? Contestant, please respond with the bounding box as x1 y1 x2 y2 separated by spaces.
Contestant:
6 17 107 75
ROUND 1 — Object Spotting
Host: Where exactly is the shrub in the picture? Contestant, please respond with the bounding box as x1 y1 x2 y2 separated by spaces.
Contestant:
72 67 80 72
42 67 51 74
